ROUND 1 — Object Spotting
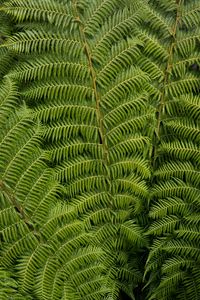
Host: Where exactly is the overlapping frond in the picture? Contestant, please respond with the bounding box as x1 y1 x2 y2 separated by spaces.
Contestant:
145 0 200 297
0 267 32 300
1 0 151 298
1 0 200 299
0 79 110 299
136 0 200 104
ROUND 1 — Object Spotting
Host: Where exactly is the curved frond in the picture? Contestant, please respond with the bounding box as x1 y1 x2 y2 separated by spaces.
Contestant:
1 1 151 298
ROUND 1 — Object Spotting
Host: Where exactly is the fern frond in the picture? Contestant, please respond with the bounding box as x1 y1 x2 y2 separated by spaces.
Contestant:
0 78 18 118
0 78 109 299
3 0 74 29
48 139 103 163
2 0 153 298
23 80 93 102
8 56 89 82
97 38 143 85
182 1 200 28
3 30 82 55
110 156 151 179
147 215 180 236
145 1 200 298
91 8 141 63
160 141 200 165
149 197 191 220
154 161 200 184
0 267 32 299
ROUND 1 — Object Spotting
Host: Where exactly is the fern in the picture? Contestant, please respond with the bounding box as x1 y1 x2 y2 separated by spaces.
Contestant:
0 79 111 299
0 0 15 79
144 1 200 299
1 0 152 298
1 0 200 299
0 267 33 300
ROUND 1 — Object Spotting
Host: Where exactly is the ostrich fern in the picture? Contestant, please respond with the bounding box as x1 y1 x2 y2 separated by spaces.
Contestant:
0 0 200 299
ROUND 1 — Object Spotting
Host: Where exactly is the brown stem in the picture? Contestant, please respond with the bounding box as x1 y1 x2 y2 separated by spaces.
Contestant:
73 2 109 165
152 0 182 169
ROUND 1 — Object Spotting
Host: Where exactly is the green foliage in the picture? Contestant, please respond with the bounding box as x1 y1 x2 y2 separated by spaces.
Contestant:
142 1 200 299
0 0 200 299
0 79 111 299
0 0 14 79
0 268 32 300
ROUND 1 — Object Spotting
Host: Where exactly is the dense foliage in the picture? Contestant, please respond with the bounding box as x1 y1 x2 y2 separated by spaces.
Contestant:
0 0 200 299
